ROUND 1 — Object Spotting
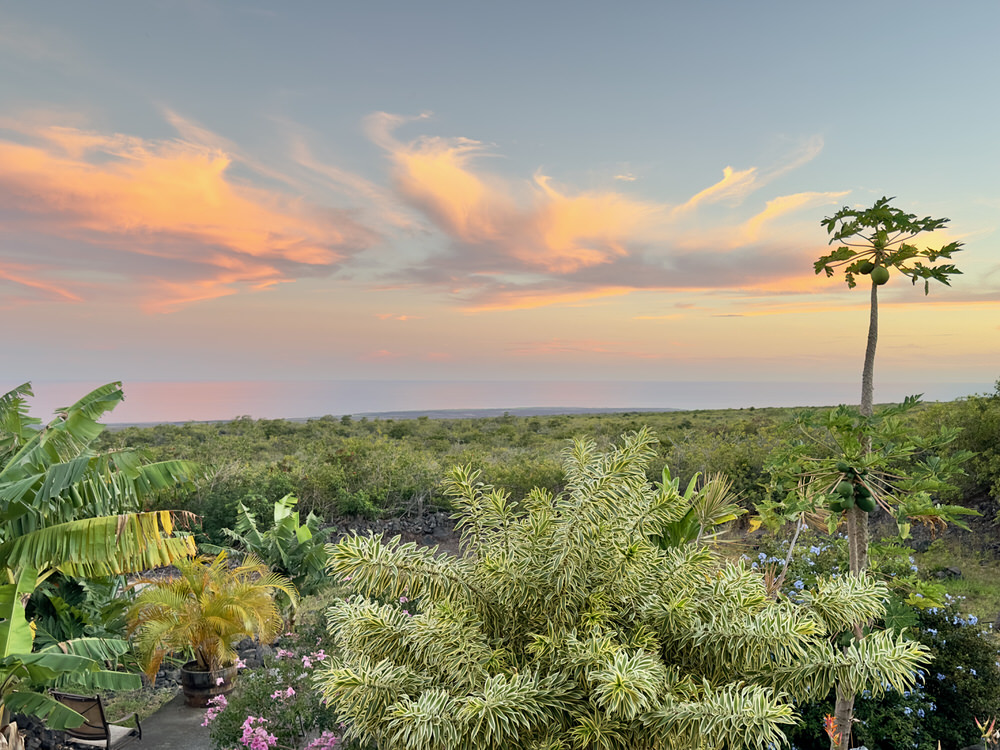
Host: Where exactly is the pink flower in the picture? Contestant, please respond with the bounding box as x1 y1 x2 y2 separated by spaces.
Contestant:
215 677 225 686
240 716 277 750
304 731 339 750
200 694 227 726
399 596 409 603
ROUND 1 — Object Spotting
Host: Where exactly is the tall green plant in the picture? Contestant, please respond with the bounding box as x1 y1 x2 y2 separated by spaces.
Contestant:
815 198 963 571
206 493 331 600
0 382 202 579
318 429 928 750
814 199 963 749
0 567 141 730
0 382 203 730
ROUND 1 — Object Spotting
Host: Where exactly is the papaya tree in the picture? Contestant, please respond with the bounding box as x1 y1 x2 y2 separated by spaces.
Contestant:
319 429 928 750
812 198 963 749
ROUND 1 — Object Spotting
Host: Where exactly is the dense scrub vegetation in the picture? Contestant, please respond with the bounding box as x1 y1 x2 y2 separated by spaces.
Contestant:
98 408 794 539
98 384 1000 547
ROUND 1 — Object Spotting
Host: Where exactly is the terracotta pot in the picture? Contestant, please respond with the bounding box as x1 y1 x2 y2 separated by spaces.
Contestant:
179 661 238 707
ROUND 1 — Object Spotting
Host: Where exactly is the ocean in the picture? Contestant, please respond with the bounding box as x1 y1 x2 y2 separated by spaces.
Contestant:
19 380 993 426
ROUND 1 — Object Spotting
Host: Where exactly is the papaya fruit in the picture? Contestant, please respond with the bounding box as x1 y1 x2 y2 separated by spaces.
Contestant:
859 260 875 274
871 265 890 285
856 494 876 513
837 480 855 498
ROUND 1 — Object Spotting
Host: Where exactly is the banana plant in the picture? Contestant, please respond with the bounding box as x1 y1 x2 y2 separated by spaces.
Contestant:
0 382 201 582
205 494 331 602
0 383 203 732
0 568 140 729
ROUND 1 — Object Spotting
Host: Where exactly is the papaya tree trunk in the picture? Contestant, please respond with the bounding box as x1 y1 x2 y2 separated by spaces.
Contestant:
860 281 878 419
833 282 879 750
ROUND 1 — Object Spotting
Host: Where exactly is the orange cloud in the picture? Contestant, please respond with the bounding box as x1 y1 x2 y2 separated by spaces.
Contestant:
0 119 377 311
369 112 658 276
671 165 759 214
529 175 658 273
740 191 850 243
368 114 837 310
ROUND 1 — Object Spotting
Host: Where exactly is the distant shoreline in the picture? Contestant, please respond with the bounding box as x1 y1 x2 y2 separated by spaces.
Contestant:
106 405 682 430
27 379 992 428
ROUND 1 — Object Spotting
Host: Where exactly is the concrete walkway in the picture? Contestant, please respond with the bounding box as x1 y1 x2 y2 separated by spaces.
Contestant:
136 692 212 750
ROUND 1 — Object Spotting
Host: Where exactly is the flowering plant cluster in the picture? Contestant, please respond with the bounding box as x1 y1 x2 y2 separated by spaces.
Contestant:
205 645 340 750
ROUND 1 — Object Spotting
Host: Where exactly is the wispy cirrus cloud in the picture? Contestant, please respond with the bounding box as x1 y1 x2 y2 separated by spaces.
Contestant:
0 262 82 308
509 338 665 360
0 115 378 312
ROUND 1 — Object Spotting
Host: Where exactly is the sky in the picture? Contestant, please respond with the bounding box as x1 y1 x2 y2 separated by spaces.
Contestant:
2 1 999 421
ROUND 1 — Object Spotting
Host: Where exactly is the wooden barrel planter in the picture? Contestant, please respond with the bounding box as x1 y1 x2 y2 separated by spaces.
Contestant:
180 662 238 707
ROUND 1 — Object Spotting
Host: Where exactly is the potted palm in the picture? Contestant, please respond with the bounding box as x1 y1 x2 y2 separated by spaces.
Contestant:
128 552 297 706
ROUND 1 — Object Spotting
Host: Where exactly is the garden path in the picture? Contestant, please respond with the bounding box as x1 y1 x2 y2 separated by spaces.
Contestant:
137 692 211 750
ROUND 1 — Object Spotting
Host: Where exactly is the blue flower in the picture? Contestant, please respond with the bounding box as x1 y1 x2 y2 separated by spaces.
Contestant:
917 709 925 718
904 707 913 715
936 673 946 681
969 615 979 625
970 668 977 676
793 580 805 590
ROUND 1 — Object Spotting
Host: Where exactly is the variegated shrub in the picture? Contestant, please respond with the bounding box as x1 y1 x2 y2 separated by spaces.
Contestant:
318 429 928 750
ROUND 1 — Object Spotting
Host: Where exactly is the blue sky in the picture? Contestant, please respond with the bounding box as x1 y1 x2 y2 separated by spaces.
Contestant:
2 1 998 419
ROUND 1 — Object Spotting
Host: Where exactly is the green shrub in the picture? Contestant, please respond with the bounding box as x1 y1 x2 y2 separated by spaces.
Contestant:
319 430 928 750
915 603 1000 750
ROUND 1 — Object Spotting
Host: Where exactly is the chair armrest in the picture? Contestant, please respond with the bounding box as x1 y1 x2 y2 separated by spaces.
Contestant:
107 712 142 739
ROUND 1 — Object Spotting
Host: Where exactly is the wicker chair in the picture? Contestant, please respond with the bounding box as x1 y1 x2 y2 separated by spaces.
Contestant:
49 692 142 749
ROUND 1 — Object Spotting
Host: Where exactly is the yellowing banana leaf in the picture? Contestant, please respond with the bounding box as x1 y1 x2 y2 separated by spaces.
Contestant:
0 512 197 578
